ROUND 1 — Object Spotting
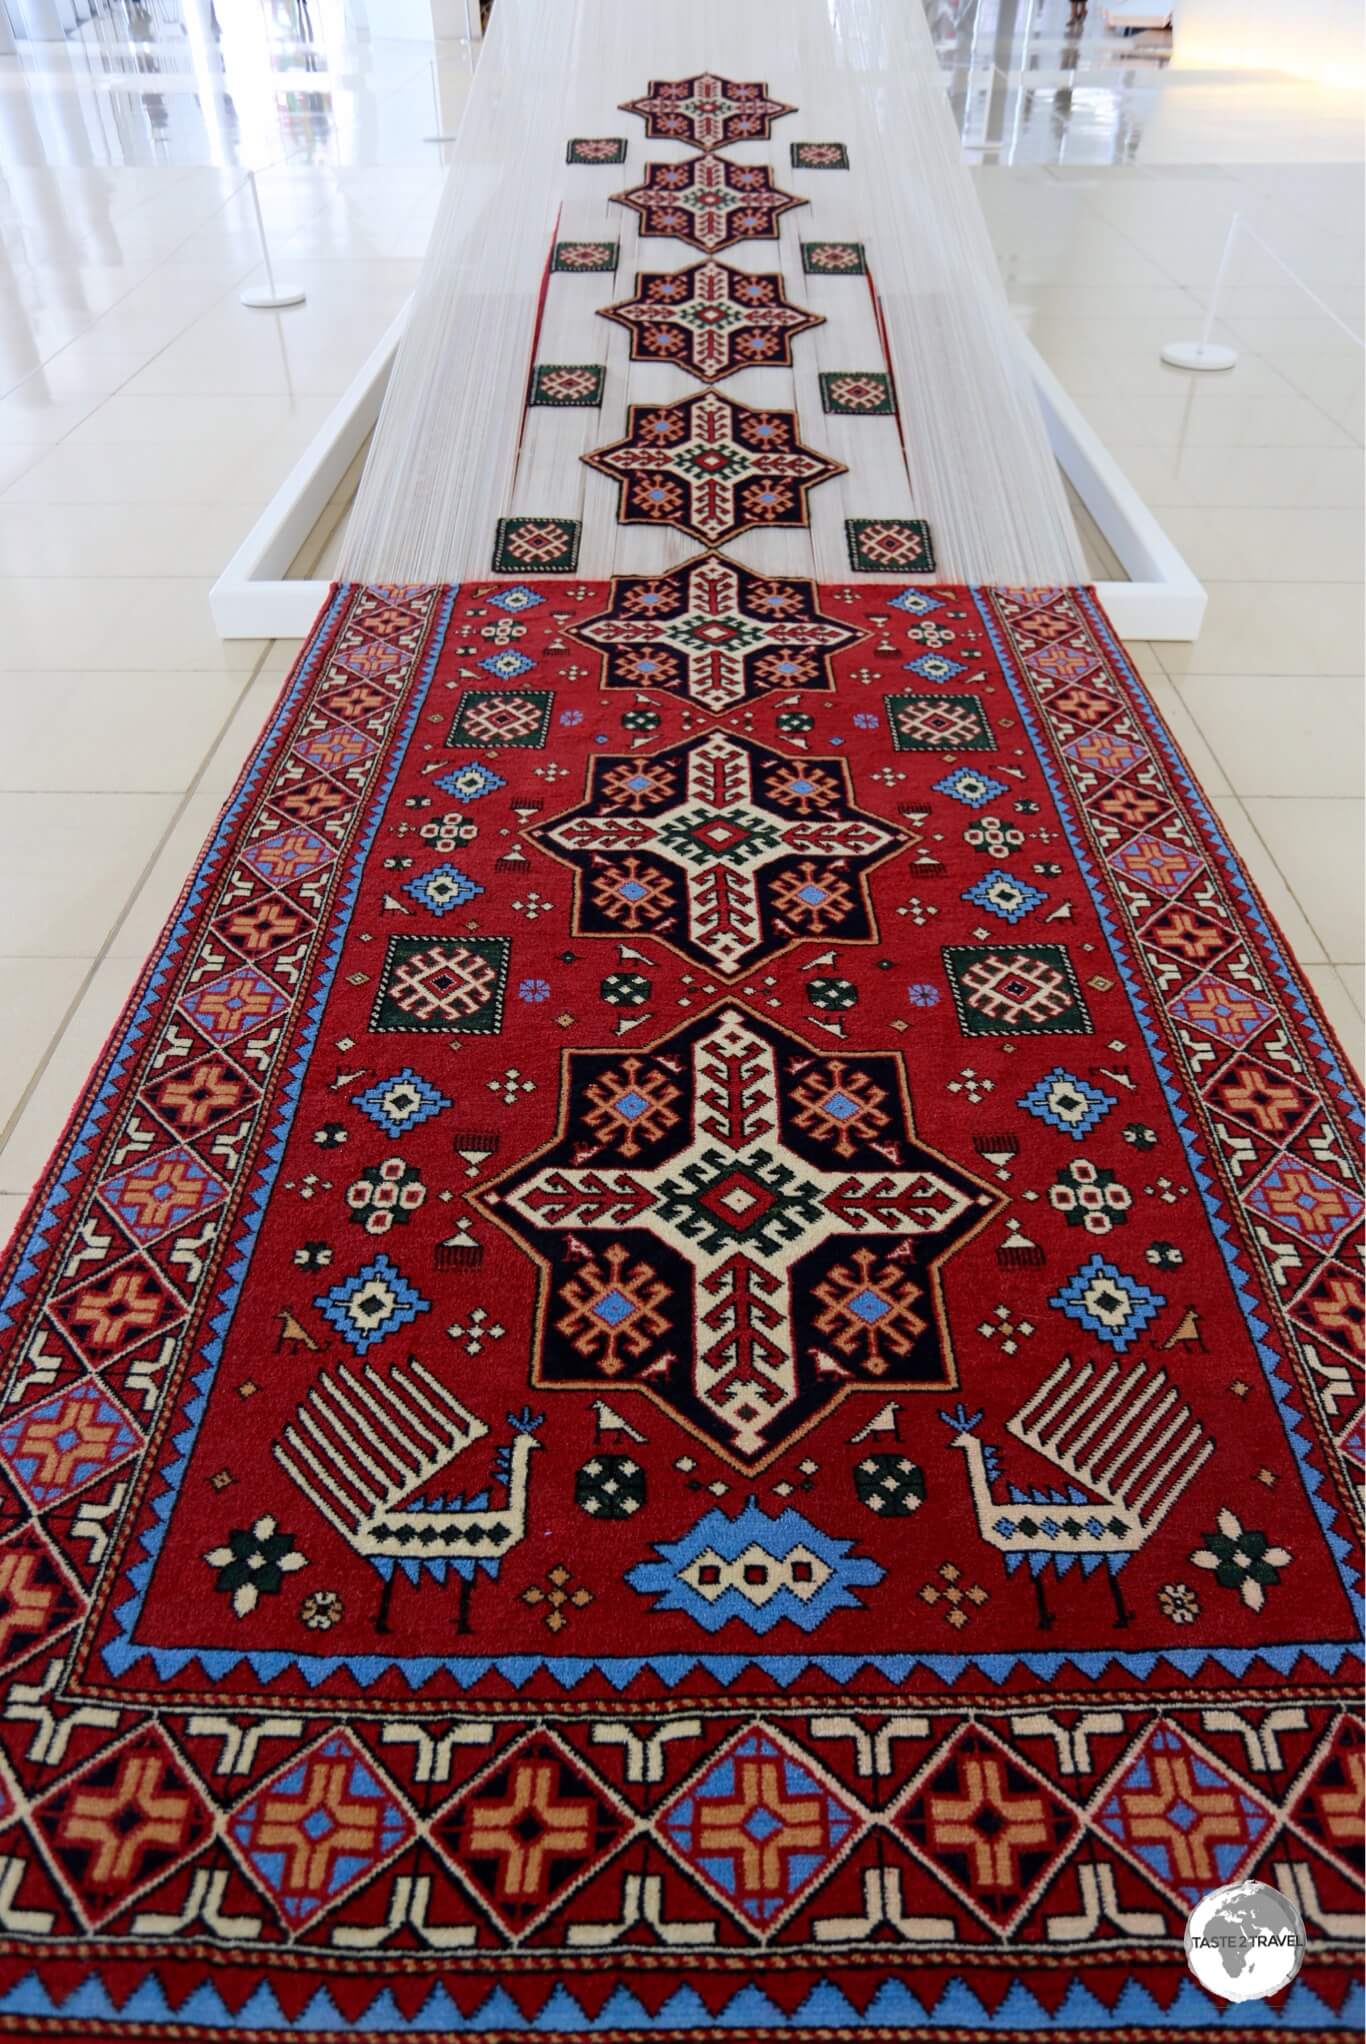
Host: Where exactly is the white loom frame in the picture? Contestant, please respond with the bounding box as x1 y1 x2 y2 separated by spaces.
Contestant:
207 313 1206 643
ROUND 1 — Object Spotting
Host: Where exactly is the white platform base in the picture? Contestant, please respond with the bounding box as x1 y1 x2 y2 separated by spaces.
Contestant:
210 308 1206 645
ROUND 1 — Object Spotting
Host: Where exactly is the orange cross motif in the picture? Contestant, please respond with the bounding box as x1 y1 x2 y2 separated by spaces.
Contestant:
0 1547 60 1656
692 1755 826 1901
465 1760 596 1902
1112 1749 1249 1887
253 1756 387 1899
928 1753 1052 1891
13 1399 123 1492
62 1750 194 1890
68 1268 167 1350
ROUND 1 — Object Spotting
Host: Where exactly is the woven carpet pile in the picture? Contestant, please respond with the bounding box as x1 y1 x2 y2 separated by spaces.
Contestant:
0 74 1363 2044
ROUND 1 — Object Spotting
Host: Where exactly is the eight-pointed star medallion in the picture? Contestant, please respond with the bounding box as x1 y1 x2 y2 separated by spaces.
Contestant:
599 259 823 385
476 1005 995 1469
529 728 904 977
612 157 806 255
618 74 797 152
582 389 845 550
570 553 866 713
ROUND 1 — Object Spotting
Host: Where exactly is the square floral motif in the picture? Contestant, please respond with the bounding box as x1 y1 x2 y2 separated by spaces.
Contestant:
492 517 581 576
820 371 894 417
846 518 936 574
801 241 865 275
792 141 849 169
552 241 619 273
567 138 626 164
530 364 605 409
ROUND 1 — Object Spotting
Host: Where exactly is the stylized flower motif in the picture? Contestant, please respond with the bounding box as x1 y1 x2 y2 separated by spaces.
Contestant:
1048 1156 1133 1236
300 1589 344 1631
1147 1241 1184 1269
852 711 879 729
314 1122 348 1148
345 1157 426 1236
559 708 584 727
1158 1582 1200 1625
1190 1509 1291 1612
421 809 478 851
293 1241 333 1271
906 983 940 1008
1123 1123 1159 1150
205 1516 307 1618
518 978 551 1003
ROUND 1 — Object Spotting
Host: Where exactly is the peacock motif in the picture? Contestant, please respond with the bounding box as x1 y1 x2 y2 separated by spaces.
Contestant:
275 1355 542 1635
942 1355 1213 1629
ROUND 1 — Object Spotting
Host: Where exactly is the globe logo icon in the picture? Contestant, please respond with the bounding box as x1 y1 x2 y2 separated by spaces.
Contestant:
1185 1880 1305 2003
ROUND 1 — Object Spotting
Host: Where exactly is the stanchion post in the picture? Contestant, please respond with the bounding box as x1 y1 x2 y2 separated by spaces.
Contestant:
240 171 307 311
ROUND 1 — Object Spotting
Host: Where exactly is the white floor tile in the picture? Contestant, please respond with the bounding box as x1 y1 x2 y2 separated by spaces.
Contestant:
1178 674 1365 799
1156 584 1362 678
1158 506 1365 583
1207 796 1327 965
0 956 93 1131
0 793 179 957
1302 965 1365 1080
0 672 250 791
0 956 149 1202
1241 799 1365 964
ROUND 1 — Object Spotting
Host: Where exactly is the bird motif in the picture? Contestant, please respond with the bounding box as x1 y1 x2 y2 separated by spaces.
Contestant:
942 1355 1212 1629
275 1355 542 1635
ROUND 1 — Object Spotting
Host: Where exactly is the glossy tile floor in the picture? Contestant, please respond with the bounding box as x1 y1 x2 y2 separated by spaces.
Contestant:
0 0 1361 1250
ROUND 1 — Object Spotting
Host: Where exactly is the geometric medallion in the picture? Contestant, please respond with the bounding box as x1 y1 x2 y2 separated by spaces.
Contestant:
612 157 806 255
599 259 823 384
227 1732 413 1927
531 728 904 975
819 371 894 416
658 1725 858 1924
448 688 554 750
618 75 797 152
477 1004 993 1467
942 943 1091 1039
570 554 865 712
886 693 995 753
1095 1724 1271 1907
371 936 510 1035
846 518 936 575
897 1725 1076 1926
583 389 845 549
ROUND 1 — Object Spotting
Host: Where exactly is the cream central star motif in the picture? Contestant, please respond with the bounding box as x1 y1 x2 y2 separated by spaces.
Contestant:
531 729 903 975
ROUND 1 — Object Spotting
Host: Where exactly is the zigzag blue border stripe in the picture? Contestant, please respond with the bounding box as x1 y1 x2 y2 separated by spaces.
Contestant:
0 1970 1357 2031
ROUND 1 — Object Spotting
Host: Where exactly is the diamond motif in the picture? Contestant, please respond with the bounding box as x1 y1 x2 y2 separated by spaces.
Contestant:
229 1734 412 1926
351 1067 451 1138
1050 1252 1165 1354
314 1252 430 1355
1096 1725 1270 1905
1018 1067 1117 1141
897 1727 1077 1925
962 869 1048 926
943 944 1091 1038
371 936 509 1034
820 371 894 416
846 518 936 574
492 518 580 575
887 693 991 752
0 1384 140 1507
659 1726 859 1924
434 1735 626 1933
402 864 483 916
629 1499 883 1632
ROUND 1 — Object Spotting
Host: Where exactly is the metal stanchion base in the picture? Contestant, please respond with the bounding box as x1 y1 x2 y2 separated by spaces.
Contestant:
1160 341 1238 372
241 285 308 309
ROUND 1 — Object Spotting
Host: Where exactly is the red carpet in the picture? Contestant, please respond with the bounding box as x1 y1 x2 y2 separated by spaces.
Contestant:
0 578 1359 2038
